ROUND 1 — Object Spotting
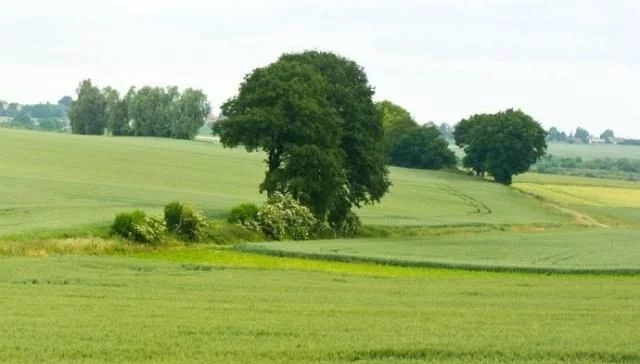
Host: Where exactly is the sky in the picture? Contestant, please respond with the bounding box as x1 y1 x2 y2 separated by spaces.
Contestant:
2 0 639 137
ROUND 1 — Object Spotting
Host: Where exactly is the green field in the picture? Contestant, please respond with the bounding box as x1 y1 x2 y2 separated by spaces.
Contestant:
2 128 640 363
0 129 565 235
1 256 639 363
243 229 640 273
547 142 640 160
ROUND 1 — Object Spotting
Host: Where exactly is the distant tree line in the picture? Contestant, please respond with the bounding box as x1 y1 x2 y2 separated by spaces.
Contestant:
376 100 456 170
68 79 211 139
0 98 70 132
547 126 626 144
533 155 640 181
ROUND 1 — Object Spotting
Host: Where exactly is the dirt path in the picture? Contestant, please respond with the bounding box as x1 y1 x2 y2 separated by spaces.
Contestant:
514 188 610 228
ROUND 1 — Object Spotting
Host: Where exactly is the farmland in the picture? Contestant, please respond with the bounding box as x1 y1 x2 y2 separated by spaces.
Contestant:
1 128 640 363
1 256 639 363
547 142 640 160
0 129 565 235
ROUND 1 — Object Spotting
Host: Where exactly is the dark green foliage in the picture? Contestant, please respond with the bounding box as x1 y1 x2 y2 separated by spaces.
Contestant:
454 109 547 185
37 118 64 132
104 87 131 136
10 112 35 129
574 127 590 144
57 95 73 109
164 202 184 232
389 125 457 170
547 127 567 142
215 51 390 229
227 203 259 225
111 210 165 244
175 205 207 241
171 89 211 140
163 202 207 241
533 155 640 180
600 129 615 143
22 103 64 119
377 100 456 171
68 79 107 135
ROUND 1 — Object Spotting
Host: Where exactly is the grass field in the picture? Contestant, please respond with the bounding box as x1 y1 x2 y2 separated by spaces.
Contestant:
0 129 566 235
514 174 640 227
2 128 640 363
1 256 639 363
242 229 640 273
547 142 640 160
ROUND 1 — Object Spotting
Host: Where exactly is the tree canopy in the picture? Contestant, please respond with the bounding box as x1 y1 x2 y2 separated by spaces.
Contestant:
376 100 455 170
547 127 567 142
214 50 390 230
574 127 590 144
454 109 547 185
68 79 107 135
600 129 615 142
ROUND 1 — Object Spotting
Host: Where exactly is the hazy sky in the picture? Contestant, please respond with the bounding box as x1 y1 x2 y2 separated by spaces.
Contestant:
2 0 639 137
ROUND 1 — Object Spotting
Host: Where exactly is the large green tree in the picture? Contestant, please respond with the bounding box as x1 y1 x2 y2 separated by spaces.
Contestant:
68 79 107 135
454 109 547 185
171 88 211 140
214 51 390 229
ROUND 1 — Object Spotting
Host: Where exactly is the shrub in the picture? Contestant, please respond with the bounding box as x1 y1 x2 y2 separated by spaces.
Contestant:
111 210 166 244
335 211 362 237
164 202 183 232
175 205 208 241
164 202 208 241
255 192 316 240
227 203 259 225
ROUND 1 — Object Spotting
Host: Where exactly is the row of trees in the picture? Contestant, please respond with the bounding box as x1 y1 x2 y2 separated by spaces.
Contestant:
0 101 68 119
215 50 549 233
547 126 617 144
69 80 211 139
377 100 456 170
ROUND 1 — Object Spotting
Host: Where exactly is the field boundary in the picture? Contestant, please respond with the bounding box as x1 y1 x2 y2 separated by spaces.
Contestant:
236 244 640 275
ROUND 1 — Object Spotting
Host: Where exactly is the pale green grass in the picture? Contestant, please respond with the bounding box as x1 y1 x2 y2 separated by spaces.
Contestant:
547 142 640 160
0 256 638 363
0 129 565 235
515 174 640 226
244 228 640 273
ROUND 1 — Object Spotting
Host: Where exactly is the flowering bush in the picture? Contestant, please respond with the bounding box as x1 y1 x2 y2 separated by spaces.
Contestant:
254 192 316 240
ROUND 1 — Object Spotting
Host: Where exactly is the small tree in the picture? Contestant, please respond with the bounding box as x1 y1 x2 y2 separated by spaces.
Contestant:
574 127 590 144
600 129 615 143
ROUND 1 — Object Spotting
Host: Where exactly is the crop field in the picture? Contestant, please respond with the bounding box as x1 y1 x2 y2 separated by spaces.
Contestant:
514 175 640 227
1 256 639 364
243 229 640 273
546 142 640 160
0 129 565 235
2 128 640 363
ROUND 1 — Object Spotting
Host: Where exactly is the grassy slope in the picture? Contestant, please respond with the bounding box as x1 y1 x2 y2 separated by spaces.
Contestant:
1 256 638 364
0 129 565 235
